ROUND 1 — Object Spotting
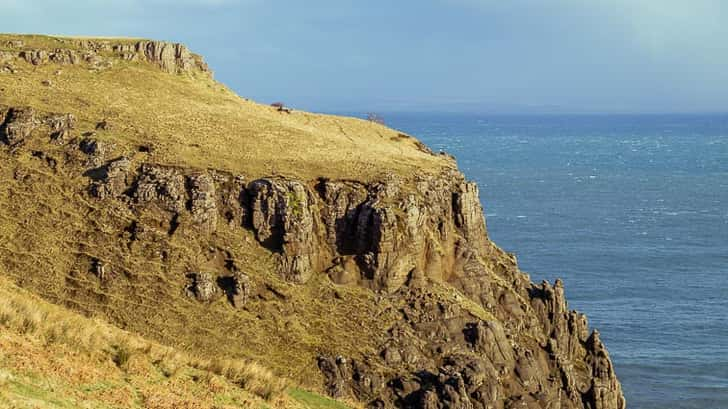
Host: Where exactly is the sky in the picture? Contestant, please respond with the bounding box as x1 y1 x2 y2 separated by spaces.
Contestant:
2 0 727 113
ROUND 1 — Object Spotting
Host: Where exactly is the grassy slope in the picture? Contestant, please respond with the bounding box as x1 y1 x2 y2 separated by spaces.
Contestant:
0 140 396 387
0 276 353 409
0 34 452 182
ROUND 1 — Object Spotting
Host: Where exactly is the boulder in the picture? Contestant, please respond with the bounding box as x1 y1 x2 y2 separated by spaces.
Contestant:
0 107 37 145
186 272 219 302
230 271 253 308
44 112 75 142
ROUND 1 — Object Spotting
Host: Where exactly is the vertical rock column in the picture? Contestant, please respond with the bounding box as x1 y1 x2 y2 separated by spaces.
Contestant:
249 179 323 283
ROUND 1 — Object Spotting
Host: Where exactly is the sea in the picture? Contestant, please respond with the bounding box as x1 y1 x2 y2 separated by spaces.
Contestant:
372 113 728 409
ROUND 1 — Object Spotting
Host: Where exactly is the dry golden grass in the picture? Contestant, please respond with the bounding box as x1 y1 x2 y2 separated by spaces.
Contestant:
202 359 290 401
0 140 397 391
0 33 453 183
0 276 307 408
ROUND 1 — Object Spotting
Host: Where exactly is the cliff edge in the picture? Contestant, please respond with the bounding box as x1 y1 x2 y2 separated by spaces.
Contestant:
0 34 624 409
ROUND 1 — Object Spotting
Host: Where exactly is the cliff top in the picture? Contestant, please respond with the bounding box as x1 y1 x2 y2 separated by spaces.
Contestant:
0 33 454 182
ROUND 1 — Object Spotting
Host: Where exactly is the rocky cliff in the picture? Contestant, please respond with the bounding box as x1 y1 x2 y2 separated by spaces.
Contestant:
1 36 208 75
0 34 624 409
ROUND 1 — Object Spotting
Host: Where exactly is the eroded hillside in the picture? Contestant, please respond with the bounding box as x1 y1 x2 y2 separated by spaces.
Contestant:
0 34 624 409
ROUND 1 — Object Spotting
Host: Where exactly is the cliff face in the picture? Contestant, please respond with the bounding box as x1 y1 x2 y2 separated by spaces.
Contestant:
2 36 209 75
0 35 624 409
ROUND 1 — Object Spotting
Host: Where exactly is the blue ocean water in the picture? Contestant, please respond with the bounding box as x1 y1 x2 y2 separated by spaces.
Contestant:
382 113 728 409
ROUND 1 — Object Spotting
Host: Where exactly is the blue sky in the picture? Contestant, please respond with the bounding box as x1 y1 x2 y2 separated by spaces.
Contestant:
2 0 727 113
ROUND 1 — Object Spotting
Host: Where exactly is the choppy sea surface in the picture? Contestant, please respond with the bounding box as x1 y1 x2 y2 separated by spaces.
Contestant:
375 113 728 409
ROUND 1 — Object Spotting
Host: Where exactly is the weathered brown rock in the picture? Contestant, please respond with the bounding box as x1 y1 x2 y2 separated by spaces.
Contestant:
44 112 75 142
188 173 218 232
239 172 490 289
20 49 48 65
249 178 322 283
185 272 219 302
585 331 626 409
134 164 187 212
79 137 116 167
0 52 16 74
114 40 209 75
318 356 352 399
89 157 132 199
75 39 112 52
309 172 489 293
78 156 625 409
49 48 80 65
316 179 369 254
316 269 623 409
7 39 207 75
318 355 385 402
229 271 252 308
467 320 514 371
453 181 488 248
0 107 37 145
83 52 112 70
18 48 84 67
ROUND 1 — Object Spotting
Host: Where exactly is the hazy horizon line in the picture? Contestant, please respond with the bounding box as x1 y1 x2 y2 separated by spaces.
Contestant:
324 109 728 117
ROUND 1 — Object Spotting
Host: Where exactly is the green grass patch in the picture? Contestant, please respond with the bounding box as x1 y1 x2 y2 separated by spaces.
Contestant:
3 377 80 409
288 388 351 409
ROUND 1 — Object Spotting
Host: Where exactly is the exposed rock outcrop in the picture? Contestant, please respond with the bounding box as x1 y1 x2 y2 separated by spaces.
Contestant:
81 160 502 293
44 112 75 142
0 50 16 74
318 277 624 409
0 107 37 145
133 164 187 213
188 173 218 232
67 140 623 408
0 107 78 146
126 40 209 74
585 331 626 409
0 69 624 408
89 157 132 199
3 38 209 75
229 271 253 308
249 179 323 283
186 272 219 302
